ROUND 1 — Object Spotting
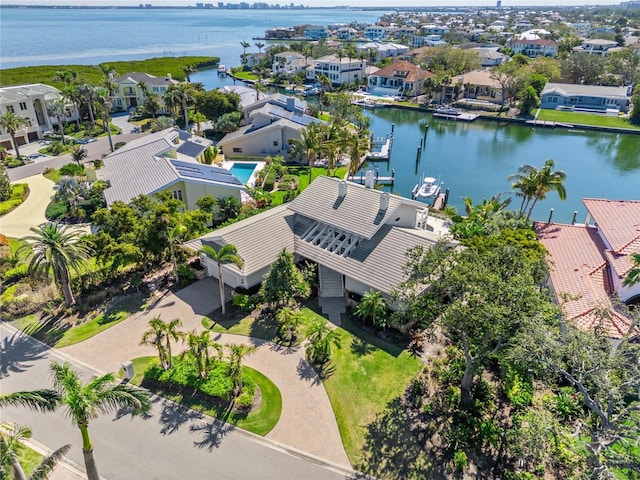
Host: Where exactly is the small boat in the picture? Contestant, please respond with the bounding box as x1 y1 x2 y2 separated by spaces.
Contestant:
301 86 320 97
412 176 442 200
284 84 297 93
434 106 460 116
217 65 227 74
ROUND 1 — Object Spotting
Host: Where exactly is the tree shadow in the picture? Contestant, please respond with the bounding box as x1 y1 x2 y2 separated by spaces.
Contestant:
350 336 375 357
356 397 442 480
189 419 234 451
0 329 50 379
296 357 322 386
20 315 68 347
157 398 205 435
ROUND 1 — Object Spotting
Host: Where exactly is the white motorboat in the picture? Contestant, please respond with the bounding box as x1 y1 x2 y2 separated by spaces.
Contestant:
218 65 227 74
412 176 442 200
434 106 460 115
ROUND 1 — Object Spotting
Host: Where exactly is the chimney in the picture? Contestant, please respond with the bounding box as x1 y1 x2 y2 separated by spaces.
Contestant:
364 169 375 189
166 73 172 81
380 192 389 211
338 181 347 198
286 97 296 112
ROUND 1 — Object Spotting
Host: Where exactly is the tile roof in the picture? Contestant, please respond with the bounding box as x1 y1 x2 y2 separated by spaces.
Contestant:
542 83 630 99
217 118 302 146
113 72 177 87
288 176 423 240
0 84 61 102
372 60 433 83
534 222 635 339
452 69 502 88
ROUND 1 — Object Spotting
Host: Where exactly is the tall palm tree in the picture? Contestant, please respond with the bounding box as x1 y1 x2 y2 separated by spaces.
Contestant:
185 329 222 378
318 123 341 176
291 122 321 182
254 41 265 54
166 83 196 130
347 131 369 178
47 100 67 145
61 85 83 130
166 223 186 283
0 111 29 158
52 68 78 87
306 320 341 366
95 88 114 152
240 41 251 63
509 167 538 215
623 253 640 287
0 424 71 480
4 363 149 480
354 289 387 328
526 159 567 221
226 343 257 396
140 317 184 370
99 64 118 95
180 64 197 82
21 223 91 307
77 84 98 126
199 244 243 315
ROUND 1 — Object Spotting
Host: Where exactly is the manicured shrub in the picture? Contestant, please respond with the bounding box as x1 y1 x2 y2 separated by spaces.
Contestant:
45 200 68 220
59 163 85 176
3 263 29 282
0 198 24 216
114 141 126 150
453 450 468 472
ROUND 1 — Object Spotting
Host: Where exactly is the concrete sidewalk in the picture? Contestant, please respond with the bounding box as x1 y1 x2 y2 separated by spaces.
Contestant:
59 278 351 468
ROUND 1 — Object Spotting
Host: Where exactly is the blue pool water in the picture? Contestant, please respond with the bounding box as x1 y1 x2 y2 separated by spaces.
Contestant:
229 163 257 184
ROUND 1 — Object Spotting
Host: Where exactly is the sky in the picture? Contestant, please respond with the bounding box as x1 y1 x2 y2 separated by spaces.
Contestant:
0 0 625 7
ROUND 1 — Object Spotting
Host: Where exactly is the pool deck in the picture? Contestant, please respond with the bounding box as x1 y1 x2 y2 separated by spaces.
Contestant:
223 160 266 187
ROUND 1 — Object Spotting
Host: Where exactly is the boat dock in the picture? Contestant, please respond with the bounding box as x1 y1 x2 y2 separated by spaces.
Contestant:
366 136 392 161
432 112 479 122
525 120 574 128
351 169 395 186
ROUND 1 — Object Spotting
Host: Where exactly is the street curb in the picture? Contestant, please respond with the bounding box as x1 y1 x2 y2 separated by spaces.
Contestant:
1 323 375 480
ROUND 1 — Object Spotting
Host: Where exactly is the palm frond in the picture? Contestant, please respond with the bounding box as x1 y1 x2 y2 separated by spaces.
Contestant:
0 390 60 412
28 444 72 480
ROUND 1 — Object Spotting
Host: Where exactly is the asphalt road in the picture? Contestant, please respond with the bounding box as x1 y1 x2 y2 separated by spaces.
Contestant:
0 324 360 480
7 133 143 182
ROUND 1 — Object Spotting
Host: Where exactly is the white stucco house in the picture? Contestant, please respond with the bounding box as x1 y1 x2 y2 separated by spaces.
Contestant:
111 72 178 113
306 55 366 86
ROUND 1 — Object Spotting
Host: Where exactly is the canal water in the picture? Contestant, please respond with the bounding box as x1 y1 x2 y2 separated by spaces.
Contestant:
362 108 640 223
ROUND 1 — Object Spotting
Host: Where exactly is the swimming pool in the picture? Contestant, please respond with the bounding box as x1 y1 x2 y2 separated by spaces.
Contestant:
229 162 257 184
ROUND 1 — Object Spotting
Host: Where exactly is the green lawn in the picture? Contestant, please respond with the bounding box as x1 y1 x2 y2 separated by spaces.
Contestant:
125 356 282 436
43 169 62 184
233 71 259 81
321 315 423 468
202 306 318 342
536 109 640 130
17 444 44 477
12 295 147 348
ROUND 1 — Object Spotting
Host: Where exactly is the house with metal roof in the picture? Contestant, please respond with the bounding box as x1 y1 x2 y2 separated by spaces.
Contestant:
534 198 640 339
217 95 320 159
187 176 454 303
111 72 178 114
540 83 632 113
96 128 244 209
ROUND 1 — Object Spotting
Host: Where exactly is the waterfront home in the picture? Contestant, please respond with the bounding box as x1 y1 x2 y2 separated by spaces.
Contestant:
303 25 328 40
96 128 243 209
435 69 505 106
336 27 358 41
306 55 366 86
356 42 410 62
471 47 509 67
367 60 433 98
364 26 389 41
540 83 632 113
572 38 621 56
534 198 640 339
241 94 308 123
112 72 177 113
187 176 452 303
424 24 451 35
217 95 318 159
0 83 79 150
508 38 558 58
218 85 267 109
244 52 269 68
271 51 308 76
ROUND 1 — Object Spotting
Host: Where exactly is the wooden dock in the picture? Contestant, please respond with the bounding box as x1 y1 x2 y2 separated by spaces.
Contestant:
366 137 392 161
525 120 574 128
432 112 479 122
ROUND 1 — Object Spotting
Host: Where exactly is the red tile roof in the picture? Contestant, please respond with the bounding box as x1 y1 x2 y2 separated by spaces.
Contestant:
373 60 434 83
534 222 635 339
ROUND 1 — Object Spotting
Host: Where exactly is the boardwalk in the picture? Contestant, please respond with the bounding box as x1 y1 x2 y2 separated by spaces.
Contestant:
432 112 479 122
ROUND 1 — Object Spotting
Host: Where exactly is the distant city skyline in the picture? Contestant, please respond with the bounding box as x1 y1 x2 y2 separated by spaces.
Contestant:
0 0 625 7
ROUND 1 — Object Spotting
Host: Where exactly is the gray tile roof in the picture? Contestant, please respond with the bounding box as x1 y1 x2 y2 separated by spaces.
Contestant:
542 83 630 99
217 118 303 146
177 140 207 158
289 176 421 240
186 206 295 275
113 72 177 87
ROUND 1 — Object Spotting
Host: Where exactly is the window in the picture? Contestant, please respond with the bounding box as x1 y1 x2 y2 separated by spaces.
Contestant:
233 147 242 153
172 190 183 201
19 102 27 111
7 105 15 113
273 141 279 146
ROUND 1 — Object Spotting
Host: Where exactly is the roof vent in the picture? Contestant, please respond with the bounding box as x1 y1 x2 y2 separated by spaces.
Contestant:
380 192 389 211
286 97 296 112
338 181 347 198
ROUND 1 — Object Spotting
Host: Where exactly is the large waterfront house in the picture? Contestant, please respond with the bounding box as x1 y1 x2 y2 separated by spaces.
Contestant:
217 95 318 159
435 69 505 106
112 72 177 113
356 42 410 63
572 38 621 56
306 55 366 86
96 128 243 209
271 51 308 76
367 60 433 98
540 83 632 113
364 26 389 41
0 83 79 151
303 26 328 40
534 199 640 339
508 38 559 58
187 176 450 302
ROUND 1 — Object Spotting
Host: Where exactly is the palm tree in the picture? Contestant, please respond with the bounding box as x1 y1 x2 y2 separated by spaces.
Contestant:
4 362 149 480
306 320 341 366
254 81 267 102
199 244 243 315
318 123 341 176
0 111 29 158
525 159 567 221
226 343 257 396
0 391 59 412
95 88 114 152
254 41 265 54
61 85 83 130
240 41 251 63
99 64 118 95
140 317 184 370
276 307 305 344
623 253 640 287
185 329 222 378
52 68 78 86
0 424 71 480
21 223 91 307
181 64 197 82
291 122 321 182
77 84 98 126
54 176 82 209
509 167 538 215
347 131 369 178
166 223 186 283
354 289 387 328
70 144 87 166
47 100 67 145
166 83 196 130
